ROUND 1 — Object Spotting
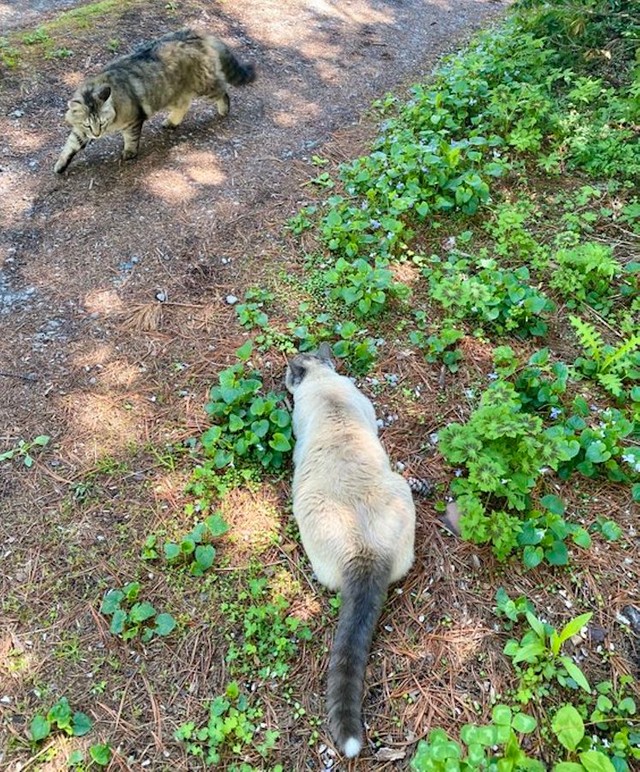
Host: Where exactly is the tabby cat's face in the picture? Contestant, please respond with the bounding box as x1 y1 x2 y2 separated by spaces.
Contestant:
66 85 116 138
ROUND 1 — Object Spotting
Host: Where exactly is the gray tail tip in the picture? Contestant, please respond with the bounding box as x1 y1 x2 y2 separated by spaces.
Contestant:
342 736 362 758
244 63 257 83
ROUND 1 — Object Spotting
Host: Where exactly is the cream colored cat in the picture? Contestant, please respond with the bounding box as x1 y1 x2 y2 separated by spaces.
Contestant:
285 344 415 758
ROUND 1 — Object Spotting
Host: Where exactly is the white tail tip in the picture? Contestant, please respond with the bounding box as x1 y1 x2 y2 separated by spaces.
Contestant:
343 737 362 758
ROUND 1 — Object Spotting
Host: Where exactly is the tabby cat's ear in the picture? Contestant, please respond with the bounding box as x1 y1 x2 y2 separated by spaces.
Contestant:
286 359 307 391
317 342 335 368
96 85 112 102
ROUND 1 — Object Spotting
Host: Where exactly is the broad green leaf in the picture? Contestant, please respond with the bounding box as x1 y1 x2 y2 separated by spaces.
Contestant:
129 602 156 623
71 711 92 737
545 540 569 565
205 513 230 538
600 520 622 541
578 751 616 772
235 341 253 361
48 697 72 729
523 545 543 569
540 494 565 515
492 704 512 726
122 582 140 602
89 743 112 766
180 539 196 555
100 590 124 615
553 764 585 771
29 715 50 742
68 749 85 766
558 612 593 645
512 641 545 663
511 712 537 734
572 528 592 549
164 542 181 561
559 655 592 693
110 608 127 635
525 612 546 641
269 433 292 452
154 613 176 636
33 435 50 446
194 544 215 571
551 704 584 750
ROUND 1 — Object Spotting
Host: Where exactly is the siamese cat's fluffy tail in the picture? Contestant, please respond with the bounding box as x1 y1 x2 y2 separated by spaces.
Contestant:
326 553 392 758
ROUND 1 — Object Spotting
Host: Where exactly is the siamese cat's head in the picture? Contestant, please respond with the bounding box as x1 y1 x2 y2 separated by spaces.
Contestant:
285 343 335 393
65 85 115 138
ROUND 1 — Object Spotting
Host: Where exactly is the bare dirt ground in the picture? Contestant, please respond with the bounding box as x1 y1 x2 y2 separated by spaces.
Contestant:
12 1 621 770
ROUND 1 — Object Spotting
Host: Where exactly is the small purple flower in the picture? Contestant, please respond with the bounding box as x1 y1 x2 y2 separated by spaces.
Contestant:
550 407 562 420
454 469 463 477
487 372 499 381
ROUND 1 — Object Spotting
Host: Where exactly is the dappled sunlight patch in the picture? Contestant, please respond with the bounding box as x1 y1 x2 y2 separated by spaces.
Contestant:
144 169 195 205
98 359 143 389
219 484 282 560
83 288 125 316
60 391 151 461
180 151 226 187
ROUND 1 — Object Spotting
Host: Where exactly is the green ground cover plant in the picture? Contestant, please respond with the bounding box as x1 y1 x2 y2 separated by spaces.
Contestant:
99 581 176 642
175 682 281 769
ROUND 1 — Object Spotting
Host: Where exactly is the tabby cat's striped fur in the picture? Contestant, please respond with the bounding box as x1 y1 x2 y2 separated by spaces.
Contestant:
55 29 255 173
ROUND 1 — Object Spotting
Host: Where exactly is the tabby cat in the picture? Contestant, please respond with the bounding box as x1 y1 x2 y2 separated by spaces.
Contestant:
54 29 255 173
285 344 416 758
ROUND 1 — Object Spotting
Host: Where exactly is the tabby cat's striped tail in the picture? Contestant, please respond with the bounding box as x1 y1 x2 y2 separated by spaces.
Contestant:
326 553 392 758
211 38 256 86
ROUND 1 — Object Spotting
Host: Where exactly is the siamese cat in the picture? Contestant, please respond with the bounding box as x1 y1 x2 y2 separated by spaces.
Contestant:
55 28 255 173
286 344 415 758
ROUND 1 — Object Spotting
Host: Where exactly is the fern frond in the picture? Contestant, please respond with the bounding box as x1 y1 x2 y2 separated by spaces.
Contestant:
597 373 624 398
602 334 640 374
570 315 605 363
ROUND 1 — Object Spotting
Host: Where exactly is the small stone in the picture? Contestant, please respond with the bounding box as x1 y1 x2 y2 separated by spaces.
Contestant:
225 294 238 305
620 605 640 636
155 290 167 302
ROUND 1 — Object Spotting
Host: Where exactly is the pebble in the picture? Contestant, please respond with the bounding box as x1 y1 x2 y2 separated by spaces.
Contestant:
620 605 640 636
225 294 238 305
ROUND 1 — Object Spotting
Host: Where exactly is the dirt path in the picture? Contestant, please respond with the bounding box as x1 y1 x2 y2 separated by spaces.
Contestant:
0 0 505 767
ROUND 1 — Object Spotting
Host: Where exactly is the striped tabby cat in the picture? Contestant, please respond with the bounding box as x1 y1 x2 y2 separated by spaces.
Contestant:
54 29 255 173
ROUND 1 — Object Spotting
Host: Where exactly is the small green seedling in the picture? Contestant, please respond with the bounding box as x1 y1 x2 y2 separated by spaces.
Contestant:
100 581 176 642
163 513 229 576
504 611 592 703
29 697 92 743
68 743 112 768
175 681 280 765
0 435 50 467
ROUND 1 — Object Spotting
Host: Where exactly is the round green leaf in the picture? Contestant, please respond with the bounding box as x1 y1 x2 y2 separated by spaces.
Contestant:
578 750 616 772
109 608 127 635
551 704 584 751
194 544 215 571
545 540 568 565
205 513 229 538
71 711 92 737
129 602 156 623
511 712 537 734
491 704 512 726
100 590 124 615
89 743 112 766
29 715 51 742
164 542 181 561
523 545 544 569
540 494 565 515
68 749 85 766
154 613 176 636
268 433 292 452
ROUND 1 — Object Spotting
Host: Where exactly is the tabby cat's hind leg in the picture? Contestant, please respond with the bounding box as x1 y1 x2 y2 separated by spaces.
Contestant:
54 129 88 173
215 93 230 117
162 99 192 129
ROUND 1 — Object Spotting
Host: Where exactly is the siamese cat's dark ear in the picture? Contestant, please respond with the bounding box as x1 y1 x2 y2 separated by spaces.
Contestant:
285 359 307 391
317 342 335 367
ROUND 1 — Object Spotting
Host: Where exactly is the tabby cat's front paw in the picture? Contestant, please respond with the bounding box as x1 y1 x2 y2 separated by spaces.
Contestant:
54 157 69 174
121 149 139 161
